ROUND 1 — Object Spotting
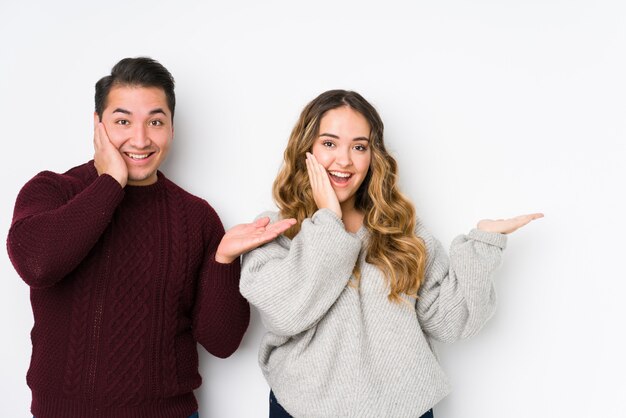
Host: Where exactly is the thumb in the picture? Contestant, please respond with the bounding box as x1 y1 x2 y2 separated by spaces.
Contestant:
253 217 271 228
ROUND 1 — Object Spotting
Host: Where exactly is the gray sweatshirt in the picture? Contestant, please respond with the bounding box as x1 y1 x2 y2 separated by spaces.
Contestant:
240 208 507 417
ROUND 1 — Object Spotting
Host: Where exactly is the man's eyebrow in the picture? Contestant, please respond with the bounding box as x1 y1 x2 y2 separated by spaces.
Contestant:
110 108 167 116
149 108 167 116
319 132 369 142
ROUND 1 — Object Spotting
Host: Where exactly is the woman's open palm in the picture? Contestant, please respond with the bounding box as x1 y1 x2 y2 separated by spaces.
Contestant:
477 213 544 234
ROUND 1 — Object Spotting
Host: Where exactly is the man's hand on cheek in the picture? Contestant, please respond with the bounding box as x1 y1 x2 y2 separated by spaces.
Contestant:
93 117 128 187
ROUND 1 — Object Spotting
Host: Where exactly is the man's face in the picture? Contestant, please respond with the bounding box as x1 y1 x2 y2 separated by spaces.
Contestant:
100 85 173 186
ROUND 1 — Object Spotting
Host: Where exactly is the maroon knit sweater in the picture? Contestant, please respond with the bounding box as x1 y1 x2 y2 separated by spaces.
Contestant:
7 161 250 418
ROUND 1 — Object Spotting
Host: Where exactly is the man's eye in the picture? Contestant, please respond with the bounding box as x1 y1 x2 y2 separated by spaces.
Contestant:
116 120 130 126
150 120 163 126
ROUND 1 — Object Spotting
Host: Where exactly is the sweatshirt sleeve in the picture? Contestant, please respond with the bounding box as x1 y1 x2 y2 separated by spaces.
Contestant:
240 209 362 337
415 224 507 343
192 204 250 358
6 171 124 288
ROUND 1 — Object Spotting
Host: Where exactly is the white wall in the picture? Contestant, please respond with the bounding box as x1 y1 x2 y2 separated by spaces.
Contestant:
1 1 624 417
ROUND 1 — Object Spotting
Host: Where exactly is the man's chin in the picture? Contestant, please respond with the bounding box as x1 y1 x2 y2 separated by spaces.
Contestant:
127 171 158 186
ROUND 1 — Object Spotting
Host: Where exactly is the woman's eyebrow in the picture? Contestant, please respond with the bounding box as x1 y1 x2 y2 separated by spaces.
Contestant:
319 133 369 142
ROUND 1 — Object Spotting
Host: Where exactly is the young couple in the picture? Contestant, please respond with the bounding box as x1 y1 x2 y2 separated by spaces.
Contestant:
7 57 542 418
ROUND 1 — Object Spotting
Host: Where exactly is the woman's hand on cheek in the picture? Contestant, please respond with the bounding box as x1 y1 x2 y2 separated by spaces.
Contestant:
306 152 342 219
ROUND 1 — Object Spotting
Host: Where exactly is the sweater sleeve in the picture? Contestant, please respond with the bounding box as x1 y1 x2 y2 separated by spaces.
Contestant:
192 205 250 358
7 171 124 288
415 225 507 343
240 209 362 337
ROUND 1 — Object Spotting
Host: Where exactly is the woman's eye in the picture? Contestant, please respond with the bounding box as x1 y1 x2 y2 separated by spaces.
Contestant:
354 144 368 151
322 141 334 148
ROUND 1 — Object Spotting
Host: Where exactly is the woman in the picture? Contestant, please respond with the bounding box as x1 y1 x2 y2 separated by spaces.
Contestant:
240 90 542 417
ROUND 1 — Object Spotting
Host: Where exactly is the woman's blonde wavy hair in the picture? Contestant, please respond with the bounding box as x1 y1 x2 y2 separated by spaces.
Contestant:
273 90 427 302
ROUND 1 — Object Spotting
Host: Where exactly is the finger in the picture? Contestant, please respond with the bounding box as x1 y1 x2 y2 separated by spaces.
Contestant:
513 213 543 227
305 153 316 188
504 214 541 233
514 213 543 221
267 219 297 234
310 153 326 179
307 153 320 191
269 218 297 228
255 233 277 245
98 122 112 145
93 123 105 172
93 114 100 135
253 217 271 228
96 123 108 149
316 156 329 182
94 121 101 149
309 152 324 183
512 218 532 230
311 153 331 190
259 220 296 240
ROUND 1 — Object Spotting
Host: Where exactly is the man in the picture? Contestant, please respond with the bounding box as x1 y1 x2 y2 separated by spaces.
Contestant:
7 57 295 418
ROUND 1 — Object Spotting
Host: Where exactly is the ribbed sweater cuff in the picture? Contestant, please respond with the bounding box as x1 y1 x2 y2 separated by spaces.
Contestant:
468 228 507 249
312 208 344 225
204 255 242 282
93 173 125 200
97 173 121 185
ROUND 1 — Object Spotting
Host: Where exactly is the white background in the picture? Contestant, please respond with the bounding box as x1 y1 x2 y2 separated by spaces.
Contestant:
1 1 625 417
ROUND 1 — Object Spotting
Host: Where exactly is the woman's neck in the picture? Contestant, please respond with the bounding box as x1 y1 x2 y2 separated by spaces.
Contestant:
341 205 364 234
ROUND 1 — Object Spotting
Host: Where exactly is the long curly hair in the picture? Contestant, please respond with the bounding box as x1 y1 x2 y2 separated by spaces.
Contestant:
273 90 427 302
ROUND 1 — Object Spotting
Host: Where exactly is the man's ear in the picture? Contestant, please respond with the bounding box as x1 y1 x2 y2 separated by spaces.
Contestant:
93 111 101 124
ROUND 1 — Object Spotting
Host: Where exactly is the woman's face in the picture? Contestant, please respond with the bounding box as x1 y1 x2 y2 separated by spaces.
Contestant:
311 106 372 211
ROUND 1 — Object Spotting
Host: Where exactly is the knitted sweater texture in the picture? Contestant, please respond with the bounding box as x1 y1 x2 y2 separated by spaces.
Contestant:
240 209 507 418
7 161 250 418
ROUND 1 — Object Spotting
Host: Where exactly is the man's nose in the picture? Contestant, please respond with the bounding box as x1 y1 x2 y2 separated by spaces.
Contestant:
129 124 150 148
